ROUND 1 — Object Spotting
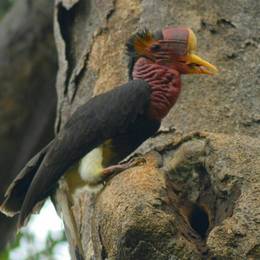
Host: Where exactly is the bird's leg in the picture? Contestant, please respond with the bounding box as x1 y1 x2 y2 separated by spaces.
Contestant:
101 156 146 178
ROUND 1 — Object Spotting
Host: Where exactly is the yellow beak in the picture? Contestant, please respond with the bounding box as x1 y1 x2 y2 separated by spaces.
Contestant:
185 53 218 75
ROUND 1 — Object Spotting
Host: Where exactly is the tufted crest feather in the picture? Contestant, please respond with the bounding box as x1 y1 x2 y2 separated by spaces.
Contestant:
126 28 154 57
126 29 163 79
126 29 155 79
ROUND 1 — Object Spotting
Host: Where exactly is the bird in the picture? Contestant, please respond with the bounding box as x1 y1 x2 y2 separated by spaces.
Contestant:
0 26 218 229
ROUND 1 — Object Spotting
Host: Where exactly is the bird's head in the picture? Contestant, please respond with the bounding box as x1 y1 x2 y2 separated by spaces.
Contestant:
126 27 218 78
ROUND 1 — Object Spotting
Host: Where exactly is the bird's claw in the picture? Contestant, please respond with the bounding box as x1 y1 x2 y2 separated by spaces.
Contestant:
153 126 176 137
124 156 147 168
101 156 147 180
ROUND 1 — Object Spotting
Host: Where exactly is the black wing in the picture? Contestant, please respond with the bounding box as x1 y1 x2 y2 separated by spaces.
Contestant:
18 79 153 226
0 141 53 217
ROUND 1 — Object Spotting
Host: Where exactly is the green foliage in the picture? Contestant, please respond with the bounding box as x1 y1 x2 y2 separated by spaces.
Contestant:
0 0 15 19
0 230 66 260
0 233 22 260
25 232 66 260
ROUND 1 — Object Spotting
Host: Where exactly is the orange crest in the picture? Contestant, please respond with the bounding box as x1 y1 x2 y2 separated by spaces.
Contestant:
126 29 155 57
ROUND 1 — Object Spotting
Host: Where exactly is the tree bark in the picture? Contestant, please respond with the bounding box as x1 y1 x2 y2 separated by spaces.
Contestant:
0 0 57 249
53 0 260 259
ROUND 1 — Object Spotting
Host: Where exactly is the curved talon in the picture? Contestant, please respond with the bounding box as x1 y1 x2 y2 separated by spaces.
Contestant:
101 156 147 180
126 156 147 167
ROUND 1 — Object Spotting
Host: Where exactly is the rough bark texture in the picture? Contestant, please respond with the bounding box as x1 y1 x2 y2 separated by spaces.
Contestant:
0 0 57 249
53 0 259 259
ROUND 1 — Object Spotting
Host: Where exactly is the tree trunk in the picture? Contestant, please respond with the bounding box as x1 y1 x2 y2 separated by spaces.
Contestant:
53 0 259 259
0 0 57 249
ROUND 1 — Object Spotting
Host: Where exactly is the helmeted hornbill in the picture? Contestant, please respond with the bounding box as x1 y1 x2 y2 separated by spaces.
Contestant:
0 27 217 228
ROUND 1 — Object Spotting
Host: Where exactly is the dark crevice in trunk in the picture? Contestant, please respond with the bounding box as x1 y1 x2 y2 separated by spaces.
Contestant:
165 158 241 258
188 203 209 239
57 3 78 93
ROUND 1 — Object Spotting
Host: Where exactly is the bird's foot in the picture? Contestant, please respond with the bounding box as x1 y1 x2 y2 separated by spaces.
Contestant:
153 125 176 137
102 157 146 179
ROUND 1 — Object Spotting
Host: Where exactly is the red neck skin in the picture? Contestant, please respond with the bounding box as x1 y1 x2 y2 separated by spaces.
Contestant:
132 57 181 121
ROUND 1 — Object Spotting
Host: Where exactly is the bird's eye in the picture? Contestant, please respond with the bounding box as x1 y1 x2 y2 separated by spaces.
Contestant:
151 44 161 51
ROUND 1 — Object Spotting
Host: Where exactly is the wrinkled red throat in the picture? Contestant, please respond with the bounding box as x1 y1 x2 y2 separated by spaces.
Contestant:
132 57 181 121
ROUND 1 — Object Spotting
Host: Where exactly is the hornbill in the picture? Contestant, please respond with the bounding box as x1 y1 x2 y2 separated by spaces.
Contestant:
0 27 217 228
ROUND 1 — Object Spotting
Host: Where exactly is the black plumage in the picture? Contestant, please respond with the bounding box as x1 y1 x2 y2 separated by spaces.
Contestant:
1 80 160 226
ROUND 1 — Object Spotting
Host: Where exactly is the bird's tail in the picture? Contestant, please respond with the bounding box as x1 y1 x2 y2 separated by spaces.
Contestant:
0 141 53 218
